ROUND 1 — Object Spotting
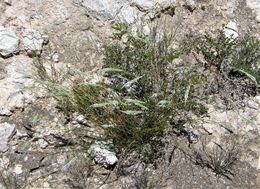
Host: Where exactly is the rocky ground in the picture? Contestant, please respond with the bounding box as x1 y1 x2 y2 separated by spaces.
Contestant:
0 0 260 188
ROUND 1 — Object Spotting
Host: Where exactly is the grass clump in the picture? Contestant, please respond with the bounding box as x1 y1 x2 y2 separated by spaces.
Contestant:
39 23 206 162
190 29 260 103
192 138 240 179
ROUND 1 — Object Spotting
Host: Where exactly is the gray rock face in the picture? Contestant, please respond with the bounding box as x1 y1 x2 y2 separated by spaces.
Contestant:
89 141 118 168
0 28 19 57
82 0 123 20
23 29 48 55
0 122 15 152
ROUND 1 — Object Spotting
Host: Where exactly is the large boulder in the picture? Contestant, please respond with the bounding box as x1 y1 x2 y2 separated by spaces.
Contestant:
0 28 19 57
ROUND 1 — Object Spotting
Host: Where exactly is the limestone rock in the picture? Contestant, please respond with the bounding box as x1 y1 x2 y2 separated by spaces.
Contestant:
37 138 49 149
82 0 123 20
0 122 15 152
0 28 19 57
13 164 23 175
223 21 238 38
0 107 12 116
132 0 176 11
89 141 118 168
117 6 139 24
0 55 34 111
23 29 48 55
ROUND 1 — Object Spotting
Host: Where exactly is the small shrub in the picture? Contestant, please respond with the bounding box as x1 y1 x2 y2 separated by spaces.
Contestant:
191 29 259 105
192 139 240 179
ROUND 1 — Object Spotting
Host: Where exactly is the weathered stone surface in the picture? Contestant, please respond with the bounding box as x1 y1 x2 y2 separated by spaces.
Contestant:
23 29 48 54
0 107 12 116
0 28 19 57
117 6 139 24
13 164 23 175
36 138 48 149
89 141 118 168
204 97 260 136
0 55 34 111
224 21 239 38
82 0 124 20
0 122 15 152
132 0 176 10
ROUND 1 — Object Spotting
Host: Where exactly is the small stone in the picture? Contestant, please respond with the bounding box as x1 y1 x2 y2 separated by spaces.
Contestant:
41 34 49 45
52 53 59 62
247 99 259 110
43 182 50 189
221 6 228 10
0 28 19 57
202 123 215 134
183 124 199 143
23 29 47 55
0 108 12 116
89 141 118 168
57 155 66 165
72 112 88 126
4 0 12 5
117 6 139 24
37 138 48 149
13 164 23 175
223 21 239 38
0 123 15 152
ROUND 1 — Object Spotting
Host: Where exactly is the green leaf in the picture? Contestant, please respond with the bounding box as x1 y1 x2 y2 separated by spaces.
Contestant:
90 100 119 108
235 69 258 84
157 100 171 108
184 84 191 105
102 68 125 73
101 124 115 128
125 98 148 110
120 110 143 115
121 76 143 89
